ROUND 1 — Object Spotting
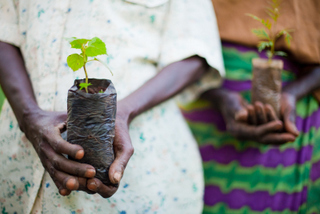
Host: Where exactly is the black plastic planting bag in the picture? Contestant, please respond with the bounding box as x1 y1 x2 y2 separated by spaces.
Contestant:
67 79 116 186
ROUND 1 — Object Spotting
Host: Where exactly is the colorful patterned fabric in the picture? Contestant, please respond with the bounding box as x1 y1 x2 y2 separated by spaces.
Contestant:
181 42 320 214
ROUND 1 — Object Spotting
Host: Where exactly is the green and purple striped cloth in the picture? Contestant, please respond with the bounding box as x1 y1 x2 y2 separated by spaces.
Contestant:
181 42 320 214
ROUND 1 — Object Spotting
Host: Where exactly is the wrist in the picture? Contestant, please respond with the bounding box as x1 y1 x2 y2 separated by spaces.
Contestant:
117 99 136 125
19 104 42 133
201 88 230 110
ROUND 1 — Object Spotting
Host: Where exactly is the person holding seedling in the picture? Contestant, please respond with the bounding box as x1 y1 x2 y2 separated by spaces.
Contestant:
181 0 320 213
0 0 225 213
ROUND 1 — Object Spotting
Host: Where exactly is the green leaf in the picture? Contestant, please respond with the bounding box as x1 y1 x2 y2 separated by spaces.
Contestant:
246 14 272 29
261 19 272 30
86 37 107 57
94 57 113 76
67 54 84 71
79 82 92 91
266 50 273 59
252 28 270 40
65 37 90 49
276 30 293 47
275 51 287 56
246 13 262 22
257 41 273 52
99 89 104 93
285 33 292 47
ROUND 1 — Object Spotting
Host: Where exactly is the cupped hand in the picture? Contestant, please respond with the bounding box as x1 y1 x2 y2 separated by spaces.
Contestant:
220 90 296 144
87 101 134 198
20 109 97 196
236 92 299 138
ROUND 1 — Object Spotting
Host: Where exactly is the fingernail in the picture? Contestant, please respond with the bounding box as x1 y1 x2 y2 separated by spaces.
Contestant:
85 168 96 178
66 178 77 190
59 189 69 196
87 181 97 191
75 150 84 159
114 172 122 183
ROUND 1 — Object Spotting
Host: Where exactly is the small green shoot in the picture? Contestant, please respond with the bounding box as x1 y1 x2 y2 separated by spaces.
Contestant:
65 37 113 93
99 89 104 93
246 0 293 61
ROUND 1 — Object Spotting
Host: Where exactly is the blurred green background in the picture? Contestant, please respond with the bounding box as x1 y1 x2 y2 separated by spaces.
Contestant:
0 86 5 114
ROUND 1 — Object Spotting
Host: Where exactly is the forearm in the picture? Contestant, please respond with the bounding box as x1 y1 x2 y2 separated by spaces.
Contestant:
120 56 209 122
0 42 39 129
200 87 229 110
283 65 320 99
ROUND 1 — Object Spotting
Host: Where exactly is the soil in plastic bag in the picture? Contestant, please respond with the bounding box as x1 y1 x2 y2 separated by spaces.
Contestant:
252 58 283 117
67 78 117 186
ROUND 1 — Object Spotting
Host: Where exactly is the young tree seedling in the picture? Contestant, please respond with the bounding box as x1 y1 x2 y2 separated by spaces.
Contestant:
246 0 293 61
65 37 113 93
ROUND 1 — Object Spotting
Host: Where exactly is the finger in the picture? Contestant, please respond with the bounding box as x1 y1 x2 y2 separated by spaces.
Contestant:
247 105 257 125
109 126 134 184
265 104 278 122
77 177 96 194
45 127 84 160
87 178 118 198
254 102 267 124
260 133 296 145
228 120 282 141
45 159 80 191
47 172 71 196
256 120 283 137
283 108 299 136
40 141 95 178
235 109 248 123
41 143 93 193
49 153 96 178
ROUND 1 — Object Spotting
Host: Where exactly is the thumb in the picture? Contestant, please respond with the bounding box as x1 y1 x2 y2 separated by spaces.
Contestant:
108 128 134 184
283 107 299 136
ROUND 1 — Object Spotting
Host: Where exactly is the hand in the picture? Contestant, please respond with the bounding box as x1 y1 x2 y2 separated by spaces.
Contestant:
87 100 134 198
280 92 300 136
21 109 97 196
218 90 295 144
237 93 299 137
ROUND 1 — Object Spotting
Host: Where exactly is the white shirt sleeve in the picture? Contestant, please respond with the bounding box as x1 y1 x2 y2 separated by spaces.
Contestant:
0 0 21 47
159 0 225 103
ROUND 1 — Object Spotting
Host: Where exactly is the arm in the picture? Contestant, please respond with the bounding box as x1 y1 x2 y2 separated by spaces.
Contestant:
283 66 320 100
0 42 96 196
86 55 210 197
124 56 209 122
279 65 320 135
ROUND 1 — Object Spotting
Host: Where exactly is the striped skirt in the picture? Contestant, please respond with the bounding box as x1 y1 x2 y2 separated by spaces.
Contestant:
181 42 320 214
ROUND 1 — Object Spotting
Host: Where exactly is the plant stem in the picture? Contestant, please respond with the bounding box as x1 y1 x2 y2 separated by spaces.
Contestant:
83 63 88 93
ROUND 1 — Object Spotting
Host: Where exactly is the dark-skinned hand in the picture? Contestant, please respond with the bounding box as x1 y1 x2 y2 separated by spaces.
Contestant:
20 110 97 196
217 90 296 144
235 93 299 143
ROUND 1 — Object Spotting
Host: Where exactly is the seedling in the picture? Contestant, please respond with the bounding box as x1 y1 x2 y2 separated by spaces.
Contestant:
65 37 112 93
246 0 293 61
